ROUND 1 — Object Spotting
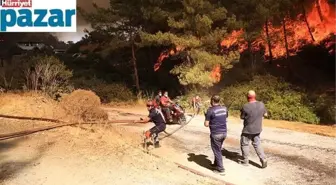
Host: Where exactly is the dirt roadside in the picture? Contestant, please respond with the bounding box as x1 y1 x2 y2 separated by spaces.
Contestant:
0 105 335 185
0 118 225 185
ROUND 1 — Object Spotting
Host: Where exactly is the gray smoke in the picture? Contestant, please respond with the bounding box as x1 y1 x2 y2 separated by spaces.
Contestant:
54 0 109 42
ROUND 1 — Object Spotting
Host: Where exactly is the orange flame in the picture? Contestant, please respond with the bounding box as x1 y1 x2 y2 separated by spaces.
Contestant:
210 65 221 82
221 0 336 59
154 51 170 71
154 46 184 71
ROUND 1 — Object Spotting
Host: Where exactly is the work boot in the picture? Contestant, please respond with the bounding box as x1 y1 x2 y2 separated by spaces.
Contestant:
213 169 225 176
154 142 161 148
261 159 268 169
238 159 249 166
211 160 217 168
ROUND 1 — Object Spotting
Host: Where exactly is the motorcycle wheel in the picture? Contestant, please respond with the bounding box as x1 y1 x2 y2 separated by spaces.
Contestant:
178 114 187 125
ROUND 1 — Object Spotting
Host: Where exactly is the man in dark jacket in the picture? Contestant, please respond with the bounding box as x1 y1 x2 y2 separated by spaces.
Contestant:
139 100 166 148
204 95 228 175
240 90 267 168
154 90 162 108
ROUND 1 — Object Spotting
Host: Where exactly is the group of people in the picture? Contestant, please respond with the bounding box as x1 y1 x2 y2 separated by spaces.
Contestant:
204 90 268 175
138 90 268 175
154 90 174 122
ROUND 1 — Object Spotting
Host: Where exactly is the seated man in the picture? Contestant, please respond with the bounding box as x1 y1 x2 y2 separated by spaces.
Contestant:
160 91 174 122
153 90 162 108
139 100 166 148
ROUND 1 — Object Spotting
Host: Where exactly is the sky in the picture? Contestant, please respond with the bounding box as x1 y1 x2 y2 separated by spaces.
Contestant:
54 0 109 42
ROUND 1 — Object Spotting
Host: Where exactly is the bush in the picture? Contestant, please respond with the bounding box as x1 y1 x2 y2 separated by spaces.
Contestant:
220 75 320 124
72 77 135 103
174 90 211 113
312 93 335 124
23 56 72 99
60 89 108 121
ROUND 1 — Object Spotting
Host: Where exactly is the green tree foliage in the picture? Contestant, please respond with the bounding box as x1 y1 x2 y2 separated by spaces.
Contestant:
220 75 320 124
139 0 240 87
80 0 240 87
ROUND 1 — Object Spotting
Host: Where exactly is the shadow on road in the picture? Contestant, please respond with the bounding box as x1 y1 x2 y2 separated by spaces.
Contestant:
222 149 261 168
0 137 54 182
188 150 262 170
187 153 213 170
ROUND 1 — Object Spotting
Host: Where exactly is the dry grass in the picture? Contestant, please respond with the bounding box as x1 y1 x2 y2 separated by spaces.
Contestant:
0 90 108 123
0 91 66 120
262 119 336 137
60 89 108 122
230 117 336 137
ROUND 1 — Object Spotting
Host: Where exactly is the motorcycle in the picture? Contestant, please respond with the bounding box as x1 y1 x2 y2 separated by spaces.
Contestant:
162 103 187 125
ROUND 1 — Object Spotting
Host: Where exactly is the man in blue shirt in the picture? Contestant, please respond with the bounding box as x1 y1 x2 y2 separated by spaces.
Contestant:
204 95 228 175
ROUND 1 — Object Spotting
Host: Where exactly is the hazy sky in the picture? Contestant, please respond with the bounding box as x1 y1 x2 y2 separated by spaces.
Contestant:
54 0 109 42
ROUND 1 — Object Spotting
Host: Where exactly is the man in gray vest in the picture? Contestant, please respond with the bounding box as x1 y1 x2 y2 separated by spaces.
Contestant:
240 90 268 168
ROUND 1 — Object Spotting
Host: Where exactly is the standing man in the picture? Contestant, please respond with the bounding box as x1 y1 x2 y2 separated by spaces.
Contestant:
240 90 268 168
139 100 166 148
192 95 202 114
204 95 228 175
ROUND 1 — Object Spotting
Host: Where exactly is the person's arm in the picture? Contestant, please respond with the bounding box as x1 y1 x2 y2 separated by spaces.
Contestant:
139 111 155 123
138 117 150 123
204 109 212 127
240 107 245 120
263 105 268 117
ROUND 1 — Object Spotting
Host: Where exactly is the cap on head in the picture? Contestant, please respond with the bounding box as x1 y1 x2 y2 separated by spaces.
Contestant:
211 95 220 104
247 90 256 98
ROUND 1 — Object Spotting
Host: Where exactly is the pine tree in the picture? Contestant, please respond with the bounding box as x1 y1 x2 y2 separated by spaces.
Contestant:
138 0 240 87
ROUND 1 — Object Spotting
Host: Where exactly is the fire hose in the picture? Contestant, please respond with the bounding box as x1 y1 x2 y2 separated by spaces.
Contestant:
160 112 196 140
0 114 144 141
160 101 233 140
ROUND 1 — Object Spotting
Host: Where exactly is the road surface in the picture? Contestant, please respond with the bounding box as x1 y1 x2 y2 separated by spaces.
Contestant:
106 107 336 185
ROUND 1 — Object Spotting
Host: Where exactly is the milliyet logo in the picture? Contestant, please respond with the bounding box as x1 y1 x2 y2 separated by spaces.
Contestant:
0 0 76 32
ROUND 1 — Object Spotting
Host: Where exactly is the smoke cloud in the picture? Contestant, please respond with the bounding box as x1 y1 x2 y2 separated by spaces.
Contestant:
54 0 109 42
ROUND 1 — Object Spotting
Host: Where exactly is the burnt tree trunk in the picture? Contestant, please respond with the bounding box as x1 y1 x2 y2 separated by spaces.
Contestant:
247 40 255 71
265 19 273 63
282 19 290 59
302 4 315 41
282 18 292 78
131 35 140 96
315 0 324 22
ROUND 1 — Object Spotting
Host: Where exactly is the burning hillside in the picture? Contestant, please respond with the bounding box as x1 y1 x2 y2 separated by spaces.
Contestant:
152 0 335 82
221 0 336 59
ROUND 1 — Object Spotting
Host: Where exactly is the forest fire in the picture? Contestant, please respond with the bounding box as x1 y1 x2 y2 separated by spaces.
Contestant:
153 46 221 82
221 0 336 59
154 46 184 71
210 65 221 82
153 0 335 83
